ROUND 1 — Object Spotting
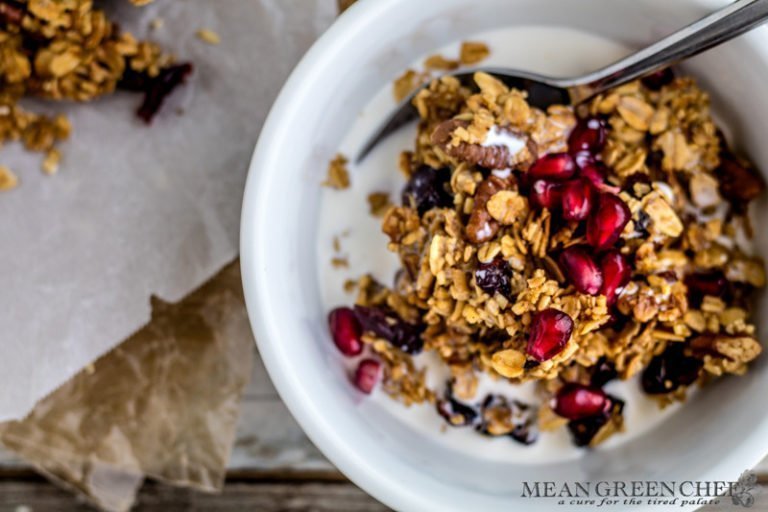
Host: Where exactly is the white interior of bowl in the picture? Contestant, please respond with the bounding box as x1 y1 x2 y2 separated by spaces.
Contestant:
241 0 768 510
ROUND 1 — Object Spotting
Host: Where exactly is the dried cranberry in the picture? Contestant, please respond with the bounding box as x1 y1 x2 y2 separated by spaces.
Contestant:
401 166 453 215
529 179 563 210
641 344 703 394
568 117 607 154
559 246 603 295
436 392 479 427
120 63 194 124
353 306 424 354
353 359 381 394
586 193 631 250
561 178 596 221
567 395 624 447
528 153 577 181
685 271 728 307
599 250 631 305
641 68 675 91
554 384 610 420
477 395 538 445
328 307 363 356
475 258 513 298
527 309 574 362
590 358 618 387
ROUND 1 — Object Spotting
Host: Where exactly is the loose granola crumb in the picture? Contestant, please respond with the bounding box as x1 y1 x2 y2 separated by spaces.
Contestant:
42 148 60 175
323 154 351 189
393 69 428 102
423 54 460 71
367 192 392 217
331 257 349 269
196 28 221 45
459 41 490 65
0 165 19 190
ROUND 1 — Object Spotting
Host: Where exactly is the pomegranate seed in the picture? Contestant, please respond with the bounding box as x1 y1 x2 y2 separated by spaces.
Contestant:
528 153 576 181
561 178 596 221
527 309 574 362
641 68 675 91
529 179 563 210
568 396 624 446
328 307 363 356
559 246 603 295
586 193 631 250
600 250 631 304
685 271 727 300
353 358 381 394
579 161 620 194
568 117 606 154
554 384 610 420
573 150 595 170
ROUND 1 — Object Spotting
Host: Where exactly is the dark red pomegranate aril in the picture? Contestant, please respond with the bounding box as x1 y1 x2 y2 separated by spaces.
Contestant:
527 309 574 362
579 161 621 194
528 153 577 182
328 307 363 357
554 384 610 420
559 246 603 295
567 395 624 447
568 117 607 154
641 68 675 91
600 250 632 305
353 358 381 394
561 178 596 221
529 179 563 210
573 150 595 170
586 193 631 250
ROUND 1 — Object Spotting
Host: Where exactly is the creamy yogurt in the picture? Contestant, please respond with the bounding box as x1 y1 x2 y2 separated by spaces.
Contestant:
316 26 684 463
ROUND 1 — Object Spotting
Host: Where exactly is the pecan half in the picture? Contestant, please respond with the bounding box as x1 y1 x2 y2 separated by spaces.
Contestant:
431 119 536 170
465 175 511 244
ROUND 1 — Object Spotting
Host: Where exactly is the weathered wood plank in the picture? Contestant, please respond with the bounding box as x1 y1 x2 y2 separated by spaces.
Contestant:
0 480 391 512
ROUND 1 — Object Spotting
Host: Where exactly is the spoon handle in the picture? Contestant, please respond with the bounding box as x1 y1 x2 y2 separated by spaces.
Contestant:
565 0 768 103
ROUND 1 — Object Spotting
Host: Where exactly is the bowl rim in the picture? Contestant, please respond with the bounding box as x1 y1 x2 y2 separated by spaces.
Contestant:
240 0 768 510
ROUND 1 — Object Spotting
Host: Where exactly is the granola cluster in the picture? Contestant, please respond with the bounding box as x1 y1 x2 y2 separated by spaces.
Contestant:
328 66 766 448
0 0 190 186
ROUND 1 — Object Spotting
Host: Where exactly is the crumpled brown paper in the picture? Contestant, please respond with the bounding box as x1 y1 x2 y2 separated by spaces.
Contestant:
0 261 254 511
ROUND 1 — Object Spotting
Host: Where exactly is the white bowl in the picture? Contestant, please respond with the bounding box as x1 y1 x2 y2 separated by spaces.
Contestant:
240 1 768 510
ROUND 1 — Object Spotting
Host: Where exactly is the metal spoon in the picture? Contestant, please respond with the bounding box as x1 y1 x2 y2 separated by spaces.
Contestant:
357 0 768 163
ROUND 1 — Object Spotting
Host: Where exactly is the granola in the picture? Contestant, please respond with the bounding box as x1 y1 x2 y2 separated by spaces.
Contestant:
327 65 765 448
0 0 191 184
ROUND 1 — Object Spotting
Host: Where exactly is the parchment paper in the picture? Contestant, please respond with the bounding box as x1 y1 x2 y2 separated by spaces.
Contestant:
0 0 337 421
0 261 254 512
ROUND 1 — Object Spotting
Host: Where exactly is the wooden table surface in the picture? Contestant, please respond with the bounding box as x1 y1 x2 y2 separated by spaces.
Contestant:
0 347 766 511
